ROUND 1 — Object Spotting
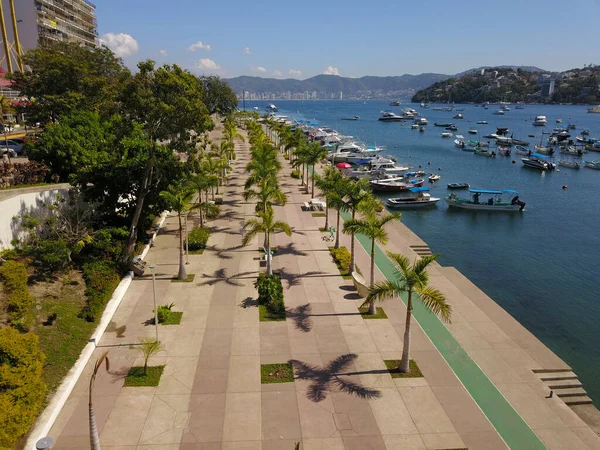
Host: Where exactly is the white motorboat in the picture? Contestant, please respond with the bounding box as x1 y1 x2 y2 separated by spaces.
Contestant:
521 153 556 170
327 142 383 163
386 187 440 209
414 117 428 125
370 177 425 192
476 121 488 124
266 104 278 112
559 146 585 157
492 109 505 115
445 189 525 212
468 129 477 134
453 113 464 119
389 100 401 106
556 118 562 123
454 135 465 149
411 124 419 129
587 105 600 113
583 160 600 169
378 111 404 122
534 145 555 155
558 160 580 169
428 174 441 182
532 115 547 126
441 132 453 138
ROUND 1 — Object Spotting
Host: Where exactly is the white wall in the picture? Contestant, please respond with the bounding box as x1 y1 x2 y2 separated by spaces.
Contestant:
0 188 69 249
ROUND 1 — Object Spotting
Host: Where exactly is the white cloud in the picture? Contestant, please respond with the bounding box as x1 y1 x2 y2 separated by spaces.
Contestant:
272 70 282 77
188 41 211 52
100 33 139 57
241 47 251 55
323 65 340 76
288 69 302 78
196 58 221 71
159 49 167 56
250 66 266 73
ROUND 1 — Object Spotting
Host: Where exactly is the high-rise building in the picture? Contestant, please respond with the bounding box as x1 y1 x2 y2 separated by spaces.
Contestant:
1 0 98 73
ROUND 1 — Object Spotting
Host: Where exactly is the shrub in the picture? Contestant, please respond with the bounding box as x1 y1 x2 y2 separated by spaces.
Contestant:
84 227 128 263
34 238 71 273
0 160 50 188
0 328 47 449
206 204 221 219
291 169 300 179
156 303 174 323
188 226 211 251
254 273 285 314
80 261 121 322
330 247 351 274
0 248 18 260
0 260 28 291
0 261 35 329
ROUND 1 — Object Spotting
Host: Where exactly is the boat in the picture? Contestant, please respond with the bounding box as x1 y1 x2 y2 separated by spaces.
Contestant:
266 104 278 112
582 129 590 136
474 148 496 157
468 129 478 134
434 122 453 127
495 136 513 146
445 189 525 211
492 109 505 115
411 124 419 129
405 170 426 177
414 117 428 125
378 111 404 122
454 135 465 149
556 118 562 123
445 125 458 131
419 126 425 132
532 115 547 126
521 153 556 170
469 140 489 147
587 105 600 113
386 187 440 209
534 145 555 155
370 177 423 192
559 146 585 157
428 174 441 182
496 127 509 136
510 138 530 146
567 123 576 130
515 104 525 109
342 115 360 121
515 145 531 156
253 106 259 111
453 113 464 119
476 120 488 124
583 160 600 169
447 183 470 189
326 142 383 163
498 147 512 157
558 160 581 169
528 134 536 138
389 100 401 106
441 132 453 138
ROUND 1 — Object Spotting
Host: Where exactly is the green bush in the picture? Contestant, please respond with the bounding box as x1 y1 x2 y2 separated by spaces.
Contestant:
330 247 351 274
0 260 28 291
0 261 35 329
291 169 300 179
156 303 174 323
85 227 128 263
0 328 47 449
188 226 211 251
0 248 18 260
33 238 71 273
254 273 285 314
206 204 221 219
80 261 121 322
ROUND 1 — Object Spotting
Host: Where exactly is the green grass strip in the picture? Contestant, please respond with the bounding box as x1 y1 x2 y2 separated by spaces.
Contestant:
358 306 388 319
258 304 286 322
124 365 165 387
261 363 294 383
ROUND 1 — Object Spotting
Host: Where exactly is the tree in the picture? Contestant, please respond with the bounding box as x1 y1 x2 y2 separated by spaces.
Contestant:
336 178 371 274
291 142 310 189
366 253 451 372
89 352 110 450
189 173 218 227
304 142 329 197
159 184 198 280
343 203 402 314
199 75 238 115
138 338 164 375
314 166 344 231
242 208 292 275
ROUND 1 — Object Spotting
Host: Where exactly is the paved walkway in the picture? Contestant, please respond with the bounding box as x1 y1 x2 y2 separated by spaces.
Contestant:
46 127 600 450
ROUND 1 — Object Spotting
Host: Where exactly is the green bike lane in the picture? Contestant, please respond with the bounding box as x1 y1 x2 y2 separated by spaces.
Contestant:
342 211 547 450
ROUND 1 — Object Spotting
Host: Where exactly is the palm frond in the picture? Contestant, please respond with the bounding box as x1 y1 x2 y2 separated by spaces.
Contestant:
365 280 401 307
416 286 452 323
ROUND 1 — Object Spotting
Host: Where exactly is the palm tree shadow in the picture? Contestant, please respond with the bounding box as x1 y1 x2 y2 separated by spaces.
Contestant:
204 244 233 260
277 268 324 287
290 354 380 403
198 268 257 286
239 297 258 308
276 242 308 257
286 303 312 332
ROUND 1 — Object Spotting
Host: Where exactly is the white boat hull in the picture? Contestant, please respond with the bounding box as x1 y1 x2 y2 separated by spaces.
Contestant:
445 198 522 211
387 198 440 209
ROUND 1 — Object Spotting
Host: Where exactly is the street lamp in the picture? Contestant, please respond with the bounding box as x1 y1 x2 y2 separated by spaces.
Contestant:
185 213 189 265
149 264 159 341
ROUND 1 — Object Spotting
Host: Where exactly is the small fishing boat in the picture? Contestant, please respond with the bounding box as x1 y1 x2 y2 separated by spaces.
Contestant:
534 145 555 156
428 174 441 182
453 113 464 119
411 124 419 129
476 121 488 124
495 136 513 146
342 115 360 121
454 135 465 149
493 109 505 115
559 146 585 157
386 187 440 209
469 140 489 148
266 104 278 112
441 132 453 138
558 160 581 169
521 153 556 170
556 118 562 123
447 183 470 189
445 189 525 212
405 170 426 177
434 122 453 127
389 100 401 106
583 160 600 169
567 123 576 130
515 145 531 156
445 125 458 131
582 129 590 136
474 149 496 157
415 117 428 125
528 134 536 138
370 177 423 192
588 105 600 113
498 147 512 157
419 126 425 132
496 127 509 135
468 129 478 134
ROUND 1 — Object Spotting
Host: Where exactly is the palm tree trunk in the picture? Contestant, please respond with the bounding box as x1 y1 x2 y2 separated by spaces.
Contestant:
266 232 273 276
399 290 413 372
324 198 329 229
178 214 187 280
349 210 356 274
89 403 100 450
335 210 341 249
369 237 376 315
311 165 315 197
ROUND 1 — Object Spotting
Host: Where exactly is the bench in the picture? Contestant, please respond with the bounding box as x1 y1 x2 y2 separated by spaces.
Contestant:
303 202 311 211
352 272 370 298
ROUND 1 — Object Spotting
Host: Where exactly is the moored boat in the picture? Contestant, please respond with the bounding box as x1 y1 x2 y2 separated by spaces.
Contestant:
441 132 453 138
515 145 531 156
474 148 496 157
492 109 505 115
476 120 488 124
558 160 581 169
447 182 469 189
583 160 600 169
445 189 525 211
434 122 453 127
378 111 404 121
454 135 465 149
389 100 401 106
533 115 547 126
468 129 478 134
386 187 440 209
588 105 600 113
498 147 511 156
428 174 440 182
370 177 423 192
341 115 360 121
521 153 556 170
266 104 278 112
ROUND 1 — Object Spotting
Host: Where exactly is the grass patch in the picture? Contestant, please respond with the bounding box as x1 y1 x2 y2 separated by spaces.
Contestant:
124 365 165 387
189 249 204 255
384 359 424 378
161 311 183 325
259 304 286 322
171 273 195 283
261 363 294 384
311 212 326 217
358 306 388 319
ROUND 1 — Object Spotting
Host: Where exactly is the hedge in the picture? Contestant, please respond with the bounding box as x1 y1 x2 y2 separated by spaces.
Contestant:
330 247 351 275
188 226 211 251
80 260 121 322
254 273 285 315
0 260 35 330
0 328 47 449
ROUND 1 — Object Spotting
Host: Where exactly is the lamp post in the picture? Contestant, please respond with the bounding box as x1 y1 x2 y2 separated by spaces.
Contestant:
149 264 159 341
185 213 189 265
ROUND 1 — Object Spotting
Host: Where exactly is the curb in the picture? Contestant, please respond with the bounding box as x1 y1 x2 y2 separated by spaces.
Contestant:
25 211 168 449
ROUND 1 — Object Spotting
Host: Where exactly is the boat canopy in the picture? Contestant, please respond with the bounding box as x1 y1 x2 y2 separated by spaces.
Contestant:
408 187 430 193
531 153 550 159
502 189 519 194
469 189 518 195
355 159 371 165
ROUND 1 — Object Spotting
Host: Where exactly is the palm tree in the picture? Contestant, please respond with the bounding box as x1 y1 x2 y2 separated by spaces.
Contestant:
337 178 371 274
366 253 451 373
159 185 198 280
245 144 281 190
244 177 287 213
304 142 329 197
291 142 309 189
89 351 110 450
242 208 292 275
314 166 343 230
138 337 164 375
201 157 226 198
343 204 402 314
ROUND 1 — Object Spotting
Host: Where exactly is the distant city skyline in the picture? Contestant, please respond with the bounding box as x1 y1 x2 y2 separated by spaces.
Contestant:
97 0 600 78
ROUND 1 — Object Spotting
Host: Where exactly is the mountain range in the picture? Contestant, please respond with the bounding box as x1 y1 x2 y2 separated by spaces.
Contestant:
225 66 547 100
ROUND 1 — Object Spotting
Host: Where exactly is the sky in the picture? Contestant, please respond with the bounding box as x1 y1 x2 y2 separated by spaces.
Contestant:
97 0 600 79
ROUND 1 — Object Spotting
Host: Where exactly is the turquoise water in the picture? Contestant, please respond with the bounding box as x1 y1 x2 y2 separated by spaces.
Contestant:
254 100 600 405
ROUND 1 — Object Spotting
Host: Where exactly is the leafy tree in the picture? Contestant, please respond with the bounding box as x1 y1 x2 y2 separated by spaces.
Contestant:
343 202 402 314
366 253 451 372
199 75 238 115
242 208 292 275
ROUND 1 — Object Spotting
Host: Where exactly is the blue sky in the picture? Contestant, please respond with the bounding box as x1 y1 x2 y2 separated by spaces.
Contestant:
97 0 600 79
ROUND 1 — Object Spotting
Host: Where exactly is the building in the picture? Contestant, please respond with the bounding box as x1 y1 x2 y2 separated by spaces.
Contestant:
1 0 98 73
538 73 557 98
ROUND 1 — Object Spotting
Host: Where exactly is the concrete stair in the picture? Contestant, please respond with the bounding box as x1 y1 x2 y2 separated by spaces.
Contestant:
534 369 593 406
410 244 433 257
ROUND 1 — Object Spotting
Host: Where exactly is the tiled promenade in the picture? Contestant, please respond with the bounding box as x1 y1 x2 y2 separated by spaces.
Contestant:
47 127 600 449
